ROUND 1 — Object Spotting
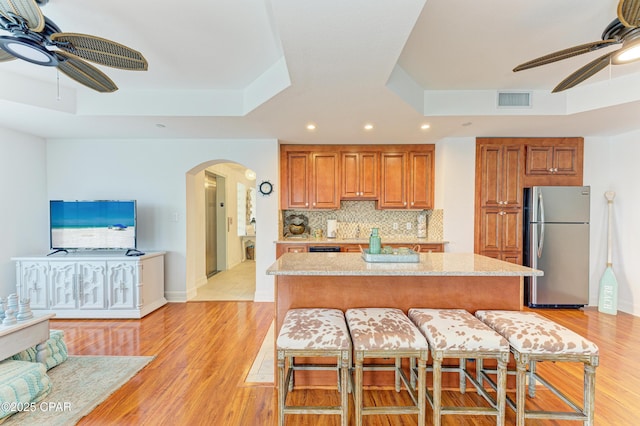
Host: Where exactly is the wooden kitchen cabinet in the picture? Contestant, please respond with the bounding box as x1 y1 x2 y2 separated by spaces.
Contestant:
276 244 308 258
280 144 435 210
478 144 523 208
413 243 444 253
478 208 522 264
341 151 378 199
310 152 340 209
475 139 524 265
282 151 310 209
408 150 435 209
522 137 583 186
379 145 434 210
280 150 340 209
379 151 407 208
526 144 579 175
475 137 583 266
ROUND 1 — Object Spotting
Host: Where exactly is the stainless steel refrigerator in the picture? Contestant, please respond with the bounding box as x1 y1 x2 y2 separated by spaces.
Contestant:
523 186 590 308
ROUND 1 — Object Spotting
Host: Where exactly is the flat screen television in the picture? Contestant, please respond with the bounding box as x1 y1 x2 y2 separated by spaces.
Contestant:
49 200 137 251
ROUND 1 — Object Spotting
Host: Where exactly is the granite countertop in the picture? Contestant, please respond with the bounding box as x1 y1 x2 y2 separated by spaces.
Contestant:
276 236 448 245
266 252 543 277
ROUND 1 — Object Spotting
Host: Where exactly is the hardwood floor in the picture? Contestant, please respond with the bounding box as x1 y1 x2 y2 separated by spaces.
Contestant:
51 303 639 425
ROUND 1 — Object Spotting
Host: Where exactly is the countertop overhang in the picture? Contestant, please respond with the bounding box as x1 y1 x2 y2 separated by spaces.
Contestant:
267 252 543 277
276 237 447 245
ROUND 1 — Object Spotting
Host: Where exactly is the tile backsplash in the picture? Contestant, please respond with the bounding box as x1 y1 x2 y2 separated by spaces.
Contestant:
282 201 443 240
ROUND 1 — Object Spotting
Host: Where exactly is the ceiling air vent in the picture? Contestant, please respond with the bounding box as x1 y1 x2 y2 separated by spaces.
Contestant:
497 91 532 108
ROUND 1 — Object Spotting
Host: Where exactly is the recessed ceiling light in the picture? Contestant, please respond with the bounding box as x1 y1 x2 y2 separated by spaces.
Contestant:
364 123 374 131
420 124 430 130
306 123 316 131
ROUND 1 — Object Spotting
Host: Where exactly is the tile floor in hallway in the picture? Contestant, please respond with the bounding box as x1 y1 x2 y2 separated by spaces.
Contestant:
191 260 256 301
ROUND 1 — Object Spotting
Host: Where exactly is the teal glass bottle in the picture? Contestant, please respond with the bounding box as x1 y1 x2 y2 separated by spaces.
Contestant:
369 228 381 254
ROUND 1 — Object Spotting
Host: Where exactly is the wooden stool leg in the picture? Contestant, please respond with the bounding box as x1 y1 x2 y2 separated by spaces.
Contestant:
496 357 507 426
515 352 528 426
277 350 286 426
418 354 427 426
340 350 349 426
528 360 536 397
476 357 484 388
395 357 402 392
287 355 294 392
585 362 596 426
459 357 467 394
355 351 364 426
432 352 443 426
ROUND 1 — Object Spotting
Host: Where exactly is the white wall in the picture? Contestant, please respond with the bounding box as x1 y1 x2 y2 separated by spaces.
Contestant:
602 131 640 315
45 138 279 302
582 137 612 309
0 129 48 297
436 138 476 252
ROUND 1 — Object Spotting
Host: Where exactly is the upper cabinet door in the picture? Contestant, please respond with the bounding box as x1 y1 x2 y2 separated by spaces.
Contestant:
379 151 407 209
521 138 583 186
478 144 522 208
282 152 310 209
341 152 378 199
408 150 434 210
501 145 523 207
310 152 340 209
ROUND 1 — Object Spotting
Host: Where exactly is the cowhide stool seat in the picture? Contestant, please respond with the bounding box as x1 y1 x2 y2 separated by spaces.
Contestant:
345 308 428 426
276 308 351 426
475 310 599 426
408 308 510 426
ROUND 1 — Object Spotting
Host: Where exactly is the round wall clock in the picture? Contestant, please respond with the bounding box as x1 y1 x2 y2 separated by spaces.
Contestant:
258 180 273 196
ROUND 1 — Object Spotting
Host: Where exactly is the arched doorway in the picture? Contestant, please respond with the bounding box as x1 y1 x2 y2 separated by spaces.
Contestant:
186 160 257 301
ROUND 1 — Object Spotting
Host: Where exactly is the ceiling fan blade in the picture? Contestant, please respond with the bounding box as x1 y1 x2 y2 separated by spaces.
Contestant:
50 33 148 71
552 52 613 93
514 40 619 72
0 0 44 31
0 48 16 62
56 51 118 93
618 0 640 27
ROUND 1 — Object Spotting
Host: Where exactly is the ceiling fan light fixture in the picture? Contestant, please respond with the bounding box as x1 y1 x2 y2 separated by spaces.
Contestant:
0 36 57 66
611 37 640 64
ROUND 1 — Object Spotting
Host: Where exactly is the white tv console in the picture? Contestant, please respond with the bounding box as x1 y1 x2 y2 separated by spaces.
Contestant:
12 251 166 319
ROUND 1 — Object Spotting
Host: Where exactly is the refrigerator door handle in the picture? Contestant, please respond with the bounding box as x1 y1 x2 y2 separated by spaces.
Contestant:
537 192 545 258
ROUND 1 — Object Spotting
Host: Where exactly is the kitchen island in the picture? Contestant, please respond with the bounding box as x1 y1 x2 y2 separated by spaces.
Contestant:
267 252 542 387
267 251 542 329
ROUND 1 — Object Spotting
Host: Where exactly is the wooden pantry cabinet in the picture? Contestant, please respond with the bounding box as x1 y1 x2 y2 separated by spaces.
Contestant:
475 141 524 264
474 137 583 265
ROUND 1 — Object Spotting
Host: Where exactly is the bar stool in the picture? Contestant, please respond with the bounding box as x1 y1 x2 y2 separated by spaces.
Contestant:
345 307 428 426
476 310 599 426
408 308 510 426
276 308 351 426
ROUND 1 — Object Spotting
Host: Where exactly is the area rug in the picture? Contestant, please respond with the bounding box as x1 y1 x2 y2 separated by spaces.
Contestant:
3 355 154 426
245 321 274 383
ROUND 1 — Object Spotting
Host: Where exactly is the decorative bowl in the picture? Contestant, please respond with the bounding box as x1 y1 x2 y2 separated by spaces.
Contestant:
289 224 305 234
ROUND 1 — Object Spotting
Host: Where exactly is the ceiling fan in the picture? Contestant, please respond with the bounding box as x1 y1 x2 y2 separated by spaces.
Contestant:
514 0 640 92
0 0 147 93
